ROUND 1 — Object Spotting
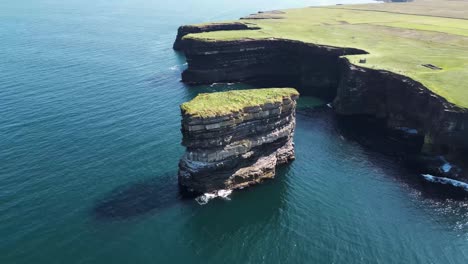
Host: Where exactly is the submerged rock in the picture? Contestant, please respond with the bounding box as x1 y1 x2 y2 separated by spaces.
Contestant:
178 88 299 196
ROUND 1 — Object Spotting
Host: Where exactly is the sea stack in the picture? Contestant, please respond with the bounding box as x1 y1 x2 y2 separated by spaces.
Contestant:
178 88 299 196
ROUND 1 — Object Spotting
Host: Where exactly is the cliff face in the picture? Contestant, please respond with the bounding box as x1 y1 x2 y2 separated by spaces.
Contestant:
334 59 468 153
178 37 365 101
175 29 468 156
173 22 259 51
178 89 298 195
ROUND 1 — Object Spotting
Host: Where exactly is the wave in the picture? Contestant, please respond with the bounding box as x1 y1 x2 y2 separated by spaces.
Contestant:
195 189 233 205
422 174 468 192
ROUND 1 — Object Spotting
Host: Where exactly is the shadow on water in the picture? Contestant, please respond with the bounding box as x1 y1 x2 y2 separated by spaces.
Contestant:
298 106 468 232
93 105 466 223
182 167 290 257
92 172 186 221
338 114 468 201
299 106 468 201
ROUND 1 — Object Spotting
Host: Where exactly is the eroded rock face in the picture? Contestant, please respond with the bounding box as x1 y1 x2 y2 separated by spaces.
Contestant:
178 94 298 196
333 59 468 153
173 22 259 51
178 37 366 101
173 24 468 186
174 27 468 154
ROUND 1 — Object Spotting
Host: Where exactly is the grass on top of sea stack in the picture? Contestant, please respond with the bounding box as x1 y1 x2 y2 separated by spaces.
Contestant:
182 0 468 108
181 88 299 117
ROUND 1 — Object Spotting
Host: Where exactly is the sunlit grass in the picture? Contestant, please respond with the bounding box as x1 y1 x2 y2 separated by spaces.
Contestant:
182 1 468 108
181 88 299 117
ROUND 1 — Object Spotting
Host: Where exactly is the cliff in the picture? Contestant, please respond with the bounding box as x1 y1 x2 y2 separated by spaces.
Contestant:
178 88 299 195
175 32 468 153
173 1 468 186
173 22 259 51
179 38 365 101
334 59 468 153
174 1 468 107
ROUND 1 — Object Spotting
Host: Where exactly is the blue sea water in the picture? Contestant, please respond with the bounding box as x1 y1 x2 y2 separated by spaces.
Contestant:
1 0 468 263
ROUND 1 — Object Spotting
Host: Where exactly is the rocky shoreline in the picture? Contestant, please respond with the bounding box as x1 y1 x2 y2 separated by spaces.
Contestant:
174 22 468 192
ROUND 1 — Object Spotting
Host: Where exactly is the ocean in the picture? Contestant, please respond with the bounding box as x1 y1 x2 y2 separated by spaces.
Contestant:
1 0 467 263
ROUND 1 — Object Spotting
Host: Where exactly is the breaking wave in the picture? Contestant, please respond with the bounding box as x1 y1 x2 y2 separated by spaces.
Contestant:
422 174 468 192
195 189 233 205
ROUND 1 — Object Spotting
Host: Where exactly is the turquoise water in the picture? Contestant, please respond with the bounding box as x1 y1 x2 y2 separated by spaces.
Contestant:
1 0 468 263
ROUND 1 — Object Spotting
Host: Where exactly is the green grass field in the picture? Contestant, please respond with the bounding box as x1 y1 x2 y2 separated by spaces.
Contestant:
181 88 299 117
183 0 468 108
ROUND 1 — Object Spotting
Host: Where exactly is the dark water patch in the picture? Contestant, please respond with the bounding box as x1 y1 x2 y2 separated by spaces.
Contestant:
297 96 326 109
296 104 333 118
183 167 289 255
336 114 424 156
333 114 468 199
335 113 468 200
299 107 468 201
92 172 185 220
404 154 463 178
416 174 468 200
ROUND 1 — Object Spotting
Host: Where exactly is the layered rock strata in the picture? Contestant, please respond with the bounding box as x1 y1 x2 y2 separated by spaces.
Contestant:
178 89 299 195
173 22 259 51
177 37 365 101
174 25 468 158
333 59 468 153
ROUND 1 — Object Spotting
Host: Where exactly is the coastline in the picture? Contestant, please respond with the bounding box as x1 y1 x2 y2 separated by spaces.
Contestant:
173 2 468 194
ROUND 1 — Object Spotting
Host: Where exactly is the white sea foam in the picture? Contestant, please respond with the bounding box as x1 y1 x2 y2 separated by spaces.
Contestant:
217 189 232 199
195 189 233 205
396 127 418 134
169 65 179 71
209 82 236 87
195 193 217 205
422 174 468 191
439 156 453 173
442 163 452 173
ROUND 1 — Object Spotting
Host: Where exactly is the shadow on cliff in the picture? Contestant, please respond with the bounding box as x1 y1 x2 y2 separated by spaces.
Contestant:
92 172 187 221
333 111 468 200
299 107 468 232
298 105 468 200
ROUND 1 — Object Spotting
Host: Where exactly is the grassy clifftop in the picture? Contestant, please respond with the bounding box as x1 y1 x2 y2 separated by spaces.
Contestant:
182 0 468 108
181 88 299 117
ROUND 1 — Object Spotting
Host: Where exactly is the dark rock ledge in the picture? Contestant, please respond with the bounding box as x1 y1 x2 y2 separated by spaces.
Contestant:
173 22 259 51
